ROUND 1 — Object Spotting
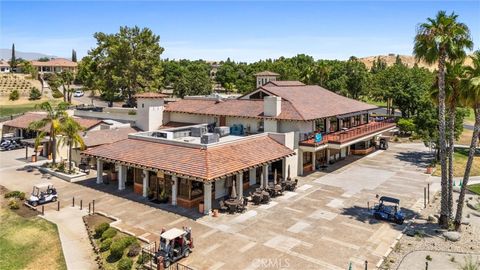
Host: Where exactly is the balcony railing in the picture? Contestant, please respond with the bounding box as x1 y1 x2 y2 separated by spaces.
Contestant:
300 119 396 147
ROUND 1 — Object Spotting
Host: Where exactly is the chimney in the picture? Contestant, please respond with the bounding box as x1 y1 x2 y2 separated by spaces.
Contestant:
264 96 281 117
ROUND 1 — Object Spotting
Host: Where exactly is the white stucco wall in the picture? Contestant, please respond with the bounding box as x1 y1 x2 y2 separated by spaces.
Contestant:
136 98 164 131
268 132 299 178
226 117 261 133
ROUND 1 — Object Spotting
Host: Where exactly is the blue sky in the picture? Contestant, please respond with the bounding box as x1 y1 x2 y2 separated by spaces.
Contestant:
1 1 479 62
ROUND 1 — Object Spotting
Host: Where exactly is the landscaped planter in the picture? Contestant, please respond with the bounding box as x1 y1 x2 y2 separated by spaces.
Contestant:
38 167 87 182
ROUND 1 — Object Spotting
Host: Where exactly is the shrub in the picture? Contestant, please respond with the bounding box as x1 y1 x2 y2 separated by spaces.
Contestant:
101 227 117 241
94 222 110 238
8 199 19 210
121 236 137 247
9 90 19 101
397 118 415 135
52 89 64 99
29 87 41 100
127 242 141 257
109 239 127 260
4 191 25 200
127 110 136 115
99 238 112 252
117 257 133 270
426 255 432 261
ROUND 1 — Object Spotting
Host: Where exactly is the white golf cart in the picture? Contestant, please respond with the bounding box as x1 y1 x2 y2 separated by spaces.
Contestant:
155 227 193 267
27 182 58 207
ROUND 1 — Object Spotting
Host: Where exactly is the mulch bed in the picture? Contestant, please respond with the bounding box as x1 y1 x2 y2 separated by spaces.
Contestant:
0 184 38 218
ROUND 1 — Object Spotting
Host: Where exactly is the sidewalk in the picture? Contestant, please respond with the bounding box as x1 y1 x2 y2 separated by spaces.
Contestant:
42 207 96 270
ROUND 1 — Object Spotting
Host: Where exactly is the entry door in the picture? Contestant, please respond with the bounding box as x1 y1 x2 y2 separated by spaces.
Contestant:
219 116 226 126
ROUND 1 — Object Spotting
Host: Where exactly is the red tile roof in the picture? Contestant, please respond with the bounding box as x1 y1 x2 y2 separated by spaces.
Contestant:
30 58 77 68
266 81 305 87
3 112 103 131
259 83 377 119
134 92 168 99
82 135 294 181
254 71 280 76
82 127 138 147
165 99 303 120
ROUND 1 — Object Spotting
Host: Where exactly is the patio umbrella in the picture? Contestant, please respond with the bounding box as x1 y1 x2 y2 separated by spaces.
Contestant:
274 169 277 185
231 180 237 199
287 165 291 180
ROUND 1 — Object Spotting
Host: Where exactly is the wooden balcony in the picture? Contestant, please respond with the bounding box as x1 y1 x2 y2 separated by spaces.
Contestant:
300 120 396 147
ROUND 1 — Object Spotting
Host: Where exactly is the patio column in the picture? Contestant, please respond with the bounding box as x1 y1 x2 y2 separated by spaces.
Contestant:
96 159 103 184
338 118 343 129
326 119 331 133
282 158 286 180
171 176 178 206
263 164 269 187
360 114 364 125
203 182 212 214
249 168 256 186
142 170 149 197
237 173 243 198
118 165 126 190
326 148 330 164
299 150 304 175
312 151 316 171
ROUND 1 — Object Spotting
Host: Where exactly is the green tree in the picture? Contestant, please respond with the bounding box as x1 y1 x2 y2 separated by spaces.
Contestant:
29 87 42 100
455 51 480 230
173 61 212 98
21 61 37 79
59 70 75 103
9 90 19 101
58 116 85 174
413 10 473 227
397 118 415 135
28 101 69 165
87 26 164 104
10 43 16 71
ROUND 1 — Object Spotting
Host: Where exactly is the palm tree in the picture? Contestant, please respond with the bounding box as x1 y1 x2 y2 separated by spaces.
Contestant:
58 116 85 174
413 11 473 227
28 101 69 165
430 61 466 218
455 51 480 230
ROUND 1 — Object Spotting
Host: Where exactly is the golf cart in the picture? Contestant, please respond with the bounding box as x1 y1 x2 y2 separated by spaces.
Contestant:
372 196 405 225
27 182 58 207
155 227 193 268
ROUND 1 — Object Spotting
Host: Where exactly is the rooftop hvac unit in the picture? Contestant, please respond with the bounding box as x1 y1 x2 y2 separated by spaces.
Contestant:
214 126 230 137
201 133 220 144
151 131 172 139
191 126 208 137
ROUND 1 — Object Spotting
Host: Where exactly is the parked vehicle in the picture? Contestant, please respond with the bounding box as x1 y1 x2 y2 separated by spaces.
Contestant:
0 140 23 151
27 183 58 207
155 227 193 267
73 90 84 97
372 196 405 225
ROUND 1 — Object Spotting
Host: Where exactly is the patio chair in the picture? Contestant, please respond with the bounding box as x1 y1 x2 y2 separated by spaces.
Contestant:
219 201 228 213
262 193 270 204
253 194 262 205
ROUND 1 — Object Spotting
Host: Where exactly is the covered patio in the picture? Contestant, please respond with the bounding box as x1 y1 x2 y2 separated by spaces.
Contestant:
82 134 295 215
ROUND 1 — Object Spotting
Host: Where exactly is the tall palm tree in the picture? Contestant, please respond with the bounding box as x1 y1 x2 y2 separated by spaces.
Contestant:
28 101 69 165
429 61 466 218
413 11 473 227
455 51 480 230
58 116 85 174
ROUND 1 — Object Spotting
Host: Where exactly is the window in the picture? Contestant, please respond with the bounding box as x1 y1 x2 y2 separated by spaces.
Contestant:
315 119 325 132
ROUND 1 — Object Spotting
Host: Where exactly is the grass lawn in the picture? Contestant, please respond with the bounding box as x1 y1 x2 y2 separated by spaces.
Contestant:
0 202 67 270
465 108 475 124
0 98 64 117
433 148 480 177
467 184 480 195
363 98 387 107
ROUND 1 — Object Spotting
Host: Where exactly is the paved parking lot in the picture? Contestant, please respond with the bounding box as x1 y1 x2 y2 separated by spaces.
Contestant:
0 143 438 270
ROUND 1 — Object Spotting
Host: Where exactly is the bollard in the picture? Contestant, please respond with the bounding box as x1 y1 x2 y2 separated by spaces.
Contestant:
367 201 370 210
80 200 83 210
88 203 91 214
41 205 44 215
427 183 430 204
57 201 60 211
72 197 75 207
364 260 368 270
93 200 95 214
425 261 428 270
424 187 426 209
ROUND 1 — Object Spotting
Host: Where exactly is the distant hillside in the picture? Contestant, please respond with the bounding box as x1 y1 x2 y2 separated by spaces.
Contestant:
359 54 473 71
0 49 56 61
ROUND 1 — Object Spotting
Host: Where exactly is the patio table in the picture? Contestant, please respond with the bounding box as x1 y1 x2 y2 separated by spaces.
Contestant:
224 199 241 214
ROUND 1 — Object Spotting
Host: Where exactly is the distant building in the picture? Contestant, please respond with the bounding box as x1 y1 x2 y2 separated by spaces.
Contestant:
254 71 279 88
0 60 10 73
31 58 77 73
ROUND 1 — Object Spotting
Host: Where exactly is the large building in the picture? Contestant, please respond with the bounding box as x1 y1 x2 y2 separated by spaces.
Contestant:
81 72 396 214
30 58 77 73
